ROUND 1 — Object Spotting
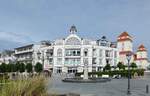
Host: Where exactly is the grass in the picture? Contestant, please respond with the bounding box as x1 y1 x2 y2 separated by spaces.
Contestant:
0 75 49 96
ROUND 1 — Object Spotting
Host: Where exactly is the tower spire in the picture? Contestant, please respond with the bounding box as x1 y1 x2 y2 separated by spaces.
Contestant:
70 25 77 34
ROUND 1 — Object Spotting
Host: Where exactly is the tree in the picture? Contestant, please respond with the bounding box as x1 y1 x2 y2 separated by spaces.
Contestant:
7 63 17 72
18 63 25 73
117 62 125 70
15 62 20 72
0 63 7 73
6 63 12 72
130 62 137 69
34 62 43 73
104 64 111 71
26 63 33 73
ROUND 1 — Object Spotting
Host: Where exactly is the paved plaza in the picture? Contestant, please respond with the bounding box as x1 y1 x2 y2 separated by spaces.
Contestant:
47 75 150 96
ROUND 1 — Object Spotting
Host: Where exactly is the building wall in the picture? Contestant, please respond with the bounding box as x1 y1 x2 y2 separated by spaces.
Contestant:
136 51 147 59
117 38 133 65
29 34 119 73
117 40 133 52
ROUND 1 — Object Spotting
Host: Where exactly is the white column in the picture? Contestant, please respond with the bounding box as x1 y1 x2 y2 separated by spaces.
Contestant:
83 64 88 80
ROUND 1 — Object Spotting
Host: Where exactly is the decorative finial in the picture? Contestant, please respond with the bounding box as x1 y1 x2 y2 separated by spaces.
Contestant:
70 25 77 34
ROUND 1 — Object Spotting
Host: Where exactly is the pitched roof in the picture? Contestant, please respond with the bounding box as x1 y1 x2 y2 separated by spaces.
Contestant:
138 44 145 49
137 44 147 51
118 32 131 38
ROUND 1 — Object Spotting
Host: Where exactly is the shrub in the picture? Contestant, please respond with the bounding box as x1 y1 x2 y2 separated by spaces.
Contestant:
34 62 43 73
75 69 145 78
0 75 48 96
26 63 33 73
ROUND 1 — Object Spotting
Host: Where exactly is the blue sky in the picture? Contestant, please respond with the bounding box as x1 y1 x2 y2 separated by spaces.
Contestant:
0 0 150 54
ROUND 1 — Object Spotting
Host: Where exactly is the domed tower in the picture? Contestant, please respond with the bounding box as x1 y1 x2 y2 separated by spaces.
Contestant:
117 32 133 65
136 44 148 69
70 25 77 34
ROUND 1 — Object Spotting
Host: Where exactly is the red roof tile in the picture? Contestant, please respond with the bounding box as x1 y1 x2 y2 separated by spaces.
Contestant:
118 32 131 38
137 44 147 51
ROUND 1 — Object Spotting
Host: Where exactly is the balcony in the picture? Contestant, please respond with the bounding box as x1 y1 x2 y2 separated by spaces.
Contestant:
15 49 33 54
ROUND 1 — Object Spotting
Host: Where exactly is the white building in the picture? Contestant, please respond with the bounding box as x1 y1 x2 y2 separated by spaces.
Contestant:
117 32 149 69
33 25 119 73
117 32 134 65
135 44 149 69
0 50 15 64
1 26 148 73
14 41 52 65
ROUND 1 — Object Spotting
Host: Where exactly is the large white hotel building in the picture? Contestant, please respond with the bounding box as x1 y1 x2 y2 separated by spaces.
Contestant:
0 25 149 73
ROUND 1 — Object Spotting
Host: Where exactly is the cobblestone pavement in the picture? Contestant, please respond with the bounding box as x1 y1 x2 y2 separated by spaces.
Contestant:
47 75 150 96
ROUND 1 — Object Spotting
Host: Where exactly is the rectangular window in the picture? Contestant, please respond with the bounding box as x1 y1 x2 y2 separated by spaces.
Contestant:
106 50 112 57
92 67 96 72
65 49 81 56
99 49 103 57
92 58 97 64
49 58 53 65
57 58 62 65
57 67 62 73
93 49 97 56
65 58 80 65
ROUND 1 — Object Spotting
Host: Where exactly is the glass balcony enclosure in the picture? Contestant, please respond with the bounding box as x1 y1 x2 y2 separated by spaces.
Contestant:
65 49 81 56
65 58 80 65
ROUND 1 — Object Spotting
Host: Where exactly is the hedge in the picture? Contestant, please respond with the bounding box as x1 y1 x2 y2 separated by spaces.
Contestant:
75 69 145 78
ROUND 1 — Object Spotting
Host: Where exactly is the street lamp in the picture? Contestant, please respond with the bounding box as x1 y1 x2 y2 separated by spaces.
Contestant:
126 52 132 95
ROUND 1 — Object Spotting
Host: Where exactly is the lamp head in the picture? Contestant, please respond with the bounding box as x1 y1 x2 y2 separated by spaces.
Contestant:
126 52 132 61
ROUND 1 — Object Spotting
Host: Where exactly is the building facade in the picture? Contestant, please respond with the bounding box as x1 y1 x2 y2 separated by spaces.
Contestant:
33 26 119 73
135 44 148 69
0 26 148 73
0 50 15 64
117 32 149 69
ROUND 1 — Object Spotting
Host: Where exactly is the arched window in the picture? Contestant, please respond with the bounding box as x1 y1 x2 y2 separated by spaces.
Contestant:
65 37 81 45
84 49 88 56
57 49 62 57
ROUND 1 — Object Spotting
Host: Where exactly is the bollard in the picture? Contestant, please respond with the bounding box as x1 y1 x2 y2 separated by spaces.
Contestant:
146 85 149 94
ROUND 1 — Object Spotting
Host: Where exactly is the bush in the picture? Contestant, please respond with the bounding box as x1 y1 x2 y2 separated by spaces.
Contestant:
0 75 48 96
117 62 125 70
75 69 145 78
34 62 43 73
26 63 33 73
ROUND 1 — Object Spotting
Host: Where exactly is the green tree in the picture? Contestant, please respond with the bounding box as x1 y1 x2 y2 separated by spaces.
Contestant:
117 62 125 70
18 63 25 73
15 62 20 72
6 63 12 72
34 62 43 73
104 64 111 71
7 63 17 72
26 63 33 73
130 62 137 69
0 63 7 73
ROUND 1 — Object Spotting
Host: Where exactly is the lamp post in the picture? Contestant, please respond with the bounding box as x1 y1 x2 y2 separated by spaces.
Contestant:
126 53 132 95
